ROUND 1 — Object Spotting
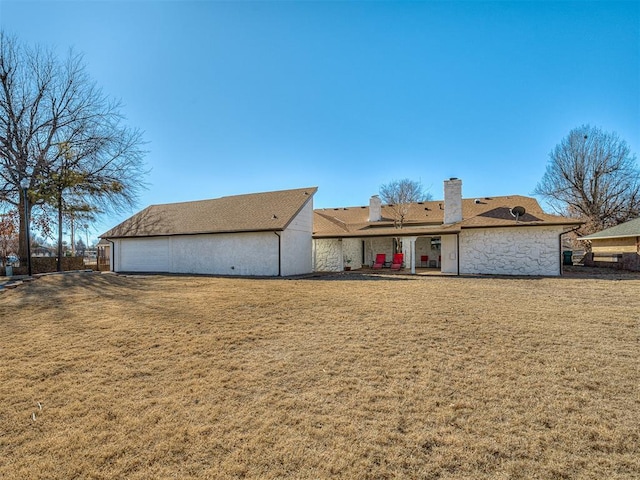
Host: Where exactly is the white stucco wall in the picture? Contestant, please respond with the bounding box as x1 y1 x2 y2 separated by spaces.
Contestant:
280 200 314 276
447 226 564 276
113 232 281 276
440 235 458 274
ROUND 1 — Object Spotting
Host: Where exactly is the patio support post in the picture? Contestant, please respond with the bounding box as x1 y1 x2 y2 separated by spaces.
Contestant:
406 236 418 274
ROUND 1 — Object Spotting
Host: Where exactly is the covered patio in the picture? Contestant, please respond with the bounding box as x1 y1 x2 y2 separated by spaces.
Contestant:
313 228 462 275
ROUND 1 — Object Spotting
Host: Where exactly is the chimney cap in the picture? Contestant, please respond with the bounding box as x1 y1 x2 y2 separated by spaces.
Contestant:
449 177 459 181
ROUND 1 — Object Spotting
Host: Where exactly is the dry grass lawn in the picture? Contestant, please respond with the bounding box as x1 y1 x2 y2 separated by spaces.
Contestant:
0 271 638 479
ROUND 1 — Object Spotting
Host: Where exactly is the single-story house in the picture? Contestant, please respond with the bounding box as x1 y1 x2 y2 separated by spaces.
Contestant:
313 178 583 276
100 187 317 276
579 217 640 271
101 179 582 277
31 245 56 257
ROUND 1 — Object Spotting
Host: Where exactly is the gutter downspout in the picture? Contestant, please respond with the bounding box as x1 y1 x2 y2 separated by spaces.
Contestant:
274 232 282 277
558 226 581 276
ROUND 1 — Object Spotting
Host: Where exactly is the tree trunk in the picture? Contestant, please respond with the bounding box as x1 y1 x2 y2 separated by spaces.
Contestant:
57 191 63 272
17 192 34 268
17 194 28 265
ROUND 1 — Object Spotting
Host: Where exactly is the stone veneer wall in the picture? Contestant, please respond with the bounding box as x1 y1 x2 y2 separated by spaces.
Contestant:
459 226 564 276
313 239 343 272
313 238 363 272
342 238 362 269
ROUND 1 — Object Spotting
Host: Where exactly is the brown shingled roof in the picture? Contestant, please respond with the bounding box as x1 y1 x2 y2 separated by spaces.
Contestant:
101 187 317 238
313 195 581 238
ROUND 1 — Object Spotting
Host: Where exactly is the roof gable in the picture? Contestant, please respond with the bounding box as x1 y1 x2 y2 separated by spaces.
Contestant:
102 187 317 238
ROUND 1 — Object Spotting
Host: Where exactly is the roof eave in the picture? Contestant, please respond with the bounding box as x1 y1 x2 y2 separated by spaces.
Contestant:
579 233 640 241
313 228 461 239
460 221 584 230
101 227 286 240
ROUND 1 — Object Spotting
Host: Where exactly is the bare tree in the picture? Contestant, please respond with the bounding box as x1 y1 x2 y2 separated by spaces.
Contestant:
0 208 18 266
0 31 147 267
379 178 432 229
534 125 640 235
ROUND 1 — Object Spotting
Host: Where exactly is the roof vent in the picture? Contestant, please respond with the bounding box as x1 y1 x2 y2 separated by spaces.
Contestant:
474 199 481 204
272 214 278 219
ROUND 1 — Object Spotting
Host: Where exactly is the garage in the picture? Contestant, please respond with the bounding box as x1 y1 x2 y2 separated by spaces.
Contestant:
101 187 317 277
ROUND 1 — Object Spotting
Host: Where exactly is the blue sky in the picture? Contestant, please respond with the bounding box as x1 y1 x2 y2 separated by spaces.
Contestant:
1 0 638 243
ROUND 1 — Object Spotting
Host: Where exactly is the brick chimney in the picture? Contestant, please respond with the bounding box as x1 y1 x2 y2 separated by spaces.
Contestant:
443 178 462 224
369 195 382 222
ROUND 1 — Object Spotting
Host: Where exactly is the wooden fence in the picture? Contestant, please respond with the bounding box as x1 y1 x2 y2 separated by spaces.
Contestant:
583 252 640 272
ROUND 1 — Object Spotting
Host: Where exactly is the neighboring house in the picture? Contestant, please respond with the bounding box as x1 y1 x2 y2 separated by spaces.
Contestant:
313 178 583 276
579 217 640 271
32 245 56 257
100 187 317 276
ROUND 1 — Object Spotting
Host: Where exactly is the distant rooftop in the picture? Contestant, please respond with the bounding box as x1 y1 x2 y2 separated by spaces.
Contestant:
580 217 640 240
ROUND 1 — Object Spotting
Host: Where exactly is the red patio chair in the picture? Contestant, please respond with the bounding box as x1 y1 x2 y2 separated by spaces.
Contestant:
390 253 404 270
372 253 386 269
420 255 429 267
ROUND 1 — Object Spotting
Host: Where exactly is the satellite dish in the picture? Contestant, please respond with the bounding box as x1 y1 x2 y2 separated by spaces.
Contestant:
510 206 526 221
